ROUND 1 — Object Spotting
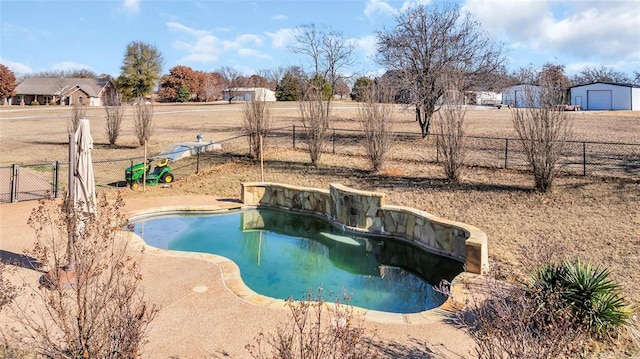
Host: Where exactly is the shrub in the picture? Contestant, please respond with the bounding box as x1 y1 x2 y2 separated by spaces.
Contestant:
511 71 573 192
458 258 635 358
242 98 272 161
30 100 39 106
104 90 124 145
6 193 157 358
246 287 379 359
458 273 587 359
69 103 87 133
531 260 633 337
357 82 395 172
134 98 154 146
435 76 467 182
0 262 18 312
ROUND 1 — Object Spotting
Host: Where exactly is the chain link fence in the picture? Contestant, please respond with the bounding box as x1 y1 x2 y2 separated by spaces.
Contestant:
1 125 638 203
298 126 639 179
0 162 60 203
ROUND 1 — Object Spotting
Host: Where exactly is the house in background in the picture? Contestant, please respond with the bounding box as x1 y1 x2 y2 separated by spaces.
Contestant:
14 77 116 106
570 82 640 111
222 87 276 102
501 84 542 108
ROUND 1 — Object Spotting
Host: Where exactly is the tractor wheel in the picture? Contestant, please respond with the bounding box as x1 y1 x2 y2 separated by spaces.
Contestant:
161 172 174 183
131 182 140 190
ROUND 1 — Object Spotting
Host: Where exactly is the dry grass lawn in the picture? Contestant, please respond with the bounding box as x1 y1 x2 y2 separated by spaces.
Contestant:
1 102 640 355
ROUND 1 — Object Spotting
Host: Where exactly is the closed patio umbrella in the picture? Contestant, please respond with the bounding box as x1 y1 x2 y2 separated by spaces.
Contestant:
67 118 96 270
71 119 96 214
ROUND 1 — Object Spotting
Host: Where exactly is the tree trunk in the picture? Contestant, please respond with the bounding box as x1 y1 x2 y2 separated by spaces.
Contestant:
416 106 433 138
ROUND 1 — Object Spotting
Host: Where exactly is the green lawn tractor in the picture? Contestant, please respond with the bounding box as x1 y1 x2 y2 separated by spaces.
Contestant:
125 157 174 188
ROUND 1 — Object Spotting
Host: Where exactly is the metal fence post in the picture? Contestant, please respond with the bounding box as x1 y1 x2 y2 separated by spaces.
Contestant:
333 128 336 154
53 161 59 198
10 164 16 203
504 138 509 169
583 142 587 176
293 125 296 149
196 150 200 174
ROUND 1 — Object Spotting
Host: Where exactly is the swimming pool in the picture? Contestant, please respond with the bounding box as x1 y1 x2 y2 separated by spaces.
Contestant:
131 208 464 313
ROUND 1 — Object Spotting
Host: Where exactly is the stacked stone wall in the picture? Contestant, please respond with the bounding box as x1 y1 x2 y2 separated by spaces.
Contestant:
241 182 488 274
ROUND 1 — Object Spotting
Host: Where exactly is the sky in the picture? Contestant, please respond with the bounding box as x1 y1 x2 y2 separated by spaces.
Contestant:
1 0 639 80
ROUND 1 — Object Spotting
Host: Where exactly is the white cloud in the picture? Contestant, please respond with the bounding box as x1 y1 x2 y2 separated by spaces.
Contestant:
2 22 38 42
236 34 263 47
168 22 224 63
464 0 551 44
400 0 431 13
167 22 270 65
465 0 640 69
238 48 272 60
271 14 287 21
364 0 397 19
232 64 256 76
355 34 378 59
122 0 140 14
266 28 295 49
0 58 33 75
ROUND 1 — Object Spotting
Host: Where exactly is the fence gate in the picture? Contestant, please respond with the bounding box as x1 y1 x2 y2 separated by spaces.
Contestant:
0 162 59 203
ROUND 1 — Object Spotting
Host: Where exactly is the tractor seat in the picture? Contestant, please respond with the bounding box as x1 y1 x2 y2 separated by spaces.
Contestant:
157 158 169 167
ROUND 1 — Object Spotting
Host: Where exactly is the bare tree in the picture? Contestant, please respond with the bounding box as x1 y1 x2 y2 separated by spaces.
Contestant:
357 83 395 172
68 102 86 134
218 66 242 103
25 69 97 79
203 71 225 102
133 98 154 146
258 66 287 90
376 2 505 138
436 75 468 182
104 89 124 145
292 24 355 165
570 65 631 86
7 194 157 358
511 69 573 192
242 98 272 160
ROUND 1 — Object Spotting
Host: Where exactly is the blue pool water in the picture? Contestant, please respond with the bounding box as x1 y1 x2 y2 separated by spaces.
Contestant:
131 208 463 313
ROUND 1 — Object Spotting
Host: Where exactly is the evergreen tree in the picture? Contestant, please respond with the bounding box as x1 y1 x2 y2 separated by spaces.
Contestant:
177 84 191 102
350 76 373 102
275 71 302 101
116 41 164 102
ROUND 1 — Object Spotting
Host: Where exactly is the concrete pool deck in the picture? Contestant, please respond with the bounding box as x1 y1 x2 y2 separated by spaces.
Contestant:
0 195 476 358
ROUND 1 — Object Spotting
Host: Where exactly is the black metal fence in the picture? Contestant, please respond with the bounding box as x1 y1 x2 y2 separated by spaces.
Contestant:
1 125 638 203
297 126 640 179
0 162 60 203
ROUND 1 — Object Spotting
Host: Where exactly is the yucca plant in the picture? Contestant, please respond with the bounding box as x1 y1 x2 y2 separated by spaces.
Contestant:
562 260 632 336
530 260 632 337
531 263 568 293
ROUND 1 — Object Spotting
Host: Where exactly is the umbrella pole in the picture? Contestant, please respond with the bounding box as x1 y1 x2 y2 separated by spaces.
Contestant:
143 140 147 192
67 134 76 270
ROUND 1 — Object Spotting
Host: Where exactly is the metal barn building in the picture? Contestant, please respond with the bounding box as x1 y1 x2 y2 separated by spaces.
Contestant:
222 87 276 102
570 82 640 111
502 84 542 108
